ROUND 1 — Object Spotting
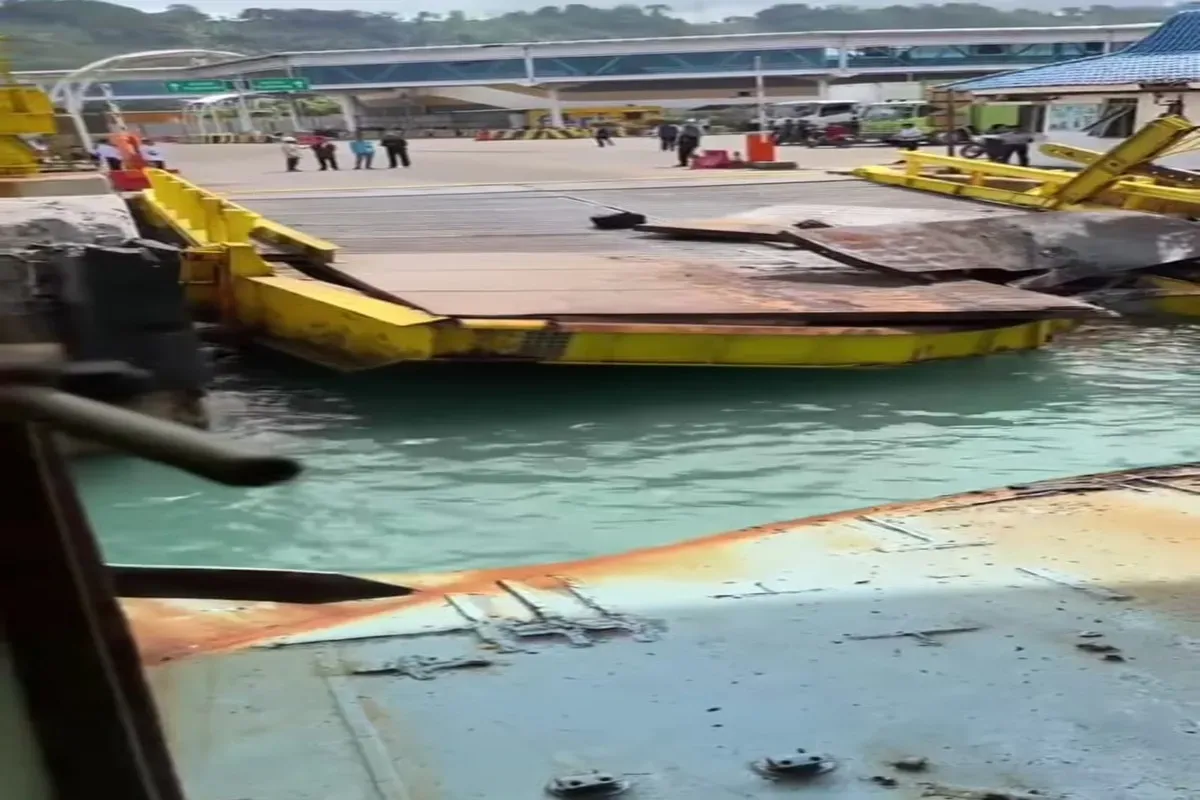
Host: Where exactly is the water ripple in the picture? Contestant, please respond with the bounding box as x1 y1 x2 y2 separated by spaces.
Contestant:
75 324 1200 573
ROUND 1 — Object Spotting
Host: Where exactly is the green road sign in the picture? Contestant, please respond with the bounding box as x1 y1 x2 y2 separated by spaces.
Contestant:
164 79 233 94
250 77 311 93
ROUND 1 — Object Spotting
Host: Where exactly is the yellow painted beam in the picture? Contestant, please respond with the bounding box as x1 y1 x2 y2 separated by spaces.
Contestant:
144 169 340 264
252 217 339 266
853 165 1063 208
234 276 445 370
899 151 1075 183
548 320 1077 367
223 273 1077 370
1049 115 1196 207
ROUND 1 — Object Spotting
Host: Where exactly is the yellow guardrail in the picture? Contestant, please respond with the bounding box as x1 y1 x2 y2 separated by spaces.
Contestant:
855 116 1200 215
143 169 338 264
145 168 259 247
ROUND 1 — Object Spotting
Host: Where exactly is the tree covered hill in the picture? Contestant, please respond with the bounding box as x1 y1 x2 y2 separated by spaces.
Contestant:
0 0 1174 71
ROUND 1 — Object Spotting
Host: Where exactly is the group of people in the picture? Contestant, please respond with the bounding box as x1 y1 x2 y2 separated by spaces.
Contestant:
656 120 705 166
281 130 412 172
92 138 167 170
977 124 1035 166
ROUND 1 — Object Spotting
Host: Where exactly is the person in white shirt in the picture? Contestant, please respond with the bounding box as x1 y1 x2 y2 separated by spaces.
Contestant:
94 141 122 170
141 139 166 169
894 124 924 152
280 136 302 172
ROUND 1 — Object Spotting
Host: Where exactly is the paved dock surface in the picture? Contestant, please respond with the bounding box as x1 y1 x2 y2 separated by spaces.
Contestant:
165 134 916 195
239 180 985 255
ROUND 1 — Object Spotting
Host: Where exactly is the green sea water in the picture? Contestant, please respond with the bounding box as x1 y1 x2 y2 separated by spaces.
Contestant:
73 324 1200 574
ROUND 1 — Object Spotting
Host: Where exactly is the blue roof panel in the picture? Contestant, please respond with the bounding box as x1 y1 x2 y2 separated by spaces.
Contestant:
956 9 1200 91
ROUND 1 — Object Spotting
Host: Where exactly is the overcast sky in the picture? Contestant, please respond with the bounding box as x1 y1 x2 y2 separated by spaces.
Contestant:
119 0 1172 20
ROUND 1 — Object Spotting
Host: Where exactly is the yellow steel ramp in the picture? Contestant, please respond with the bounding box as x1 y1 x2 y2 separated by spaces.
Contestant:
142 171 1097 370
854 115 1200 215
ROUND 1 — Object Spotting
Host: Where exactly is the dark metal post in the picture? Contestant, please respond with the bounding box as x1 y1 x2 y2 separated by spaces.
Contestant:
946 91 958 157
0 421 187 800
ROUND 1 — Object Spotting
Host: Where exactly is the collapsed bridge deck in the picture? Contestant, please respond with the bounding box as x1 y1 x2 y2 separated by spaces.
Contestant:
238 179 1094 314
181 179 1103 368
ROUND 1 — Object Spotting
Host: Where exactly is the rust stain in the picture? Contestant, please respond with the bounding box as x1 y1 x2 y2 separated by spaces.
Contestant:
325 251 1097 322
554 321 943 337
789 210 1200 285
127 463 1200 667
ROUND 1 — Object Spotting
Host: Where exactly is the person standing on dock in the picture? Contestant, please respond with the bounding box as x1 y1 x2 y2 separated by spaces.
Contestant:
140 139 166 169
311 136 339 171
280 136 302 172
658 121 678 151
350 133 376 169
595 125 614 147
999 126 1034 167
381 130 410 168
894 123 924 152
676 119 703 167
94 139 122 171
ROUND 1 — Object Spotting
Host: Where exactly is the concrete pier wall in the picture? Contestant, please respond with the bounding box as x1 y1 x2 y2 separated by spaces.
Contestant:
0 185 211 441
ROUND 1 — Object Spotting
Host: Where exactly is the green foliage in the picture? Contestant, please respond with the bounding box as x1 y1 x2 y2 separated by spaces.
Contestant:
0 0 1174 70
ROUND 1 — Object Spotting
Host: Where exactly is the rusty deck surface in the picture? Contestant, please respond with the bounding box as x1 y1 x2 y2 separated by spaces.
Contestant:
327 251 1099 321
126 462 1200 800
635 203 1005 242
792 210 1200 287
242 182 1104 324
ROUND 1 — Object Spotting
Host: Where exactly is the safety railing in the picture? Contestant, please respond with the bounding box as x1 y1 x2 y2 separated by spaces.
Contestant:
855 152 1076 209
144 168 260 247
143 169 337 261
857 148 1200 215
855 115 1200 215
897 151 1074 183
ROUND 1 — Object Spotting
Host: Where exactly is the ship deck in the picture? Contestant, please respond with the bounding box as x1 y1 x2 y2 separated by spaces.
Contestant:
127 462 1200 800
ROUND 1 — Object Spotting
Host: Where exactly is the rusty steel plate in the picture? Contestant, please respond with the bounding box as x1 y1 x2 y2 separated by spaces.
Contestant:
332 251 1102 321
636 203 1004 243
635 218 803 242
790 210 1200 287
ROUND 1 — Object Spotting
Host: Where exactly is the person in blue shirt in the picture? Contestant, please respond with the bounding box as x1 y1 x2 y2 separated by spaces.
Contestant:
350 133 376 169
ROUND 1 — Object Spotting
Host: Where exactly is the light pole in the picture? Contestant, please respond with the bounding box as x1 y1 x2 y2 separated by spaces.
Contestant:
754 55 768 133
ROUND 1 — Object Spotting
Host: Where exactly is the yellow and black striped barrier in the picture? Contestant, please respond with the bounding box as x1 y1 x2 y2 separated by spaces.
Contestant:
476 128 626 141
168 133 272 144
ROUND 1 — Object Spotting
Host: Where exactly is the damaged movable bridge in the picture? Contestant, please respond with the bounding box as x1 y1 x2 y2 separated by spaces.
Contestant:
635 202 1200 316
772 209 1200 315
157 178 1121 371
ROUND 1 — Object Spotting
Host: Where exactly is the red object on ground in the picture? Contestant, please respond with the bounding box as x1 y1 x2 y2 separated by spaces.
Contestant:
745 132 776 162
475 130 492 141
107 168 179 192
113 132 148 171
690 149 732 169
